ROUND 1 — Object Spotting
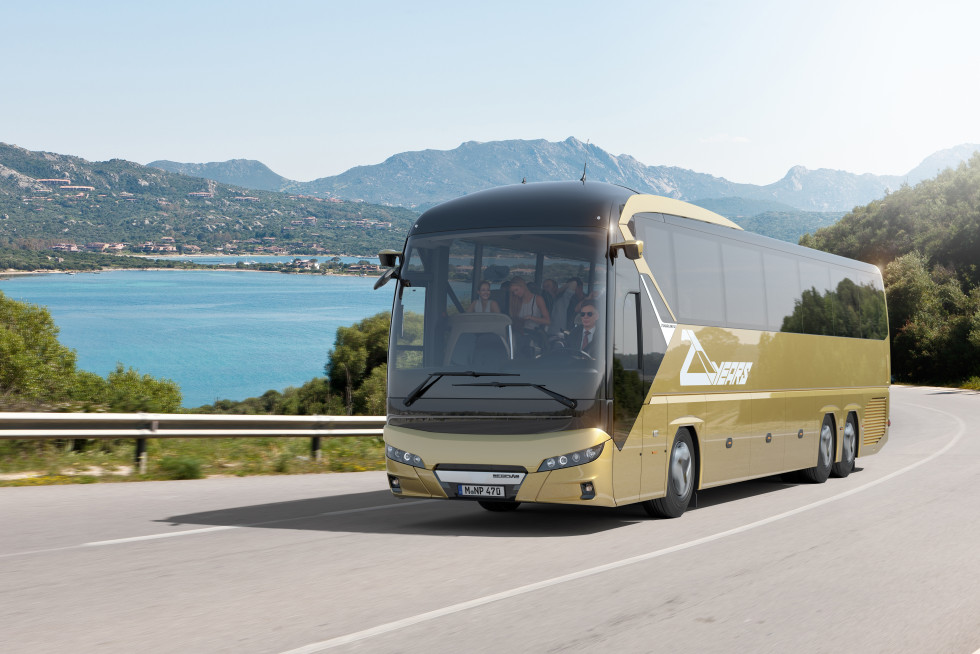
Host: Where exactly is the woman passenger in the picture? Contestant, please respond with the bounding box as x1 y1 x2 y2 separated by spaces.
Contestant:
467 280 501 313
508 277 550 331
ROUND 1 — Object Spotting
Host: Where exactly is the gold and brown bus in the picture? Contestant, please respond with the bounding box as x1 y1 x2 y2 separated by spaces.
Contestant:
377 181 889 517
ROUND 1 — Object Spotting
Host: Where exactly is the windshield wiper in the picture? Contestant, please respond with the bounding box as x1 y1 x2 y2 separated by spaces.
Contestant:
403 370 519 406
454 382 578 410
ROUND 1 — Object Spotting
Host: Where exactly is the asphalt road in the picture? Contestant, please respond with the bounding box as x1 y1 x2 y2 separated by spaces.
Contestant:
1 385 978 653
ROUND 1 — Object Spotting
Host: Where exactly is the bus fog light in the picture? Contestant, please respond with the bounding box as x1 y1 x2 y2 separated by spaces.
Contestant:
538 442 605 472
581 482 596 499
388 475 402 492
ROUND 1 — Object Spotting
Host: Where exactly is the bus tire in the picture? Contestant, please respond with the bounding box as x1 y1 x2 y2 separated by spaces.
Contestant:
832 413 857 478
478 500 521 512
643 429 696 518
801 415 835 483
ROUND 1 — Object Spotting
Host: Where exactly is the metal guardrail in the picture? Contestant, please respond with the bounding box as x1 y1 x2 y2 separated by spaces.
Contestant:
0 412 387 473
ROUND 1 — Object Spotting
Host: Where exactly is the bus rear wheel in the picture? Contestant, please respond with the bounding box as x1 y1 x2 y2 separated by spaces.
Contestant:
801 415 835 483
478 500 521 512
832 414 857 478
643 429 695 518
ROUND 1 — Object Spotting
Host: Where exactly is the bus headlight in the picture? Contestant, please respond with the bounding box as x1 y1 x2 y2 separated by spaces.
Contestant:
386 444 425 469
538 442 604 472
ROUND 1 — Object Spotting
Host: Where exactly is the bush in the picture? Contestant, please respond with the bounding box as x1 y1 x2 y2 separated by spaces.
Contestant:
157 456 204 480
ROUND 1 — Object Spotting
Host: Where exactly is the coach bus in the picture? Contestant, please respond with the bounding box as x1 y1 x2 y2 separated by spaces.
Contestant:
376 181 889 517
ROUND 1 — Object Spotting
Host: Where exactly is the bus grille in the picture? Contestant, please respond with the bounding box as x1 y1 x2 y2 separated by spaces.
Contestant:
863 397 888 447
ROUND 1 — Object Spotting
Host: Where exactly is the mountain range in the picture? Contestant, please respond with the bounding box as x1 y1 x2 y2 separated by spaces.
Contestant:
149 137 980 215
0 142 415 255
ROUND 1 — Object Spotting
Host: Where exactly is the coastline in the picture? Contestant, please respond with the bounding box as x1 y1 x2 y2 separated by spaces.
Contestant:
1 252 384 279
0 265 382 279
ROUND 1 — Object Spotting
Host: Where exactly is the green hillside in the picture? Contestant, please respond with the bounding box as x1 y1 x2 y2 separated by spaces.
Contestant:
801 154 980 386
0 143 417 259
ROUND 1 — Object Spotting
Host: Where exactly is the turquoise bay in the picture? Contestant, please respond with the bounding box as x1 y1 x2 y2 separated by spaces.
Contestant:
0 270 393 407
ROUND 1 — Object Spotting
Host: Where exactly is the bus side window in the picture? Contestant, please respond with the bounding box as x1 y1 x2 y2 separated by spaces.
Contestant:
639 284 667 385
613 292 643 448
765 252 802 333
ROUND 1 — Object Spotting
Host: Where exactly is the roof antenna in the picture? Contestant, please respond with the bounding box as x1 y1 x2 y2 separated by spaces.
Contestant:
580 138 590 184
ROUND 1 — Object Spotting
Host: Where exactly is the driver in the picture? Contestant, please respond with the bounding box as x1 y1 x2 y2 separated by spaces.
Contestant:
567 302 600 356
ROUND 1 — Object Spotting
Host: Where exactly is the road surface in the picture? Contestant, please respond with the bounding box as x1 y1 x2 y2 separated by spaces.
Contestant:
1 385 978 653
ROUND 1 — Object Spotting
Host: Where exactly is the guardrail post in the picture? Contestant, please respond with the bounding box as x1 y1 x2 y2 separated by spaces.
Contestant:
311 436 322 463
134 438 147 475
134 419 157 475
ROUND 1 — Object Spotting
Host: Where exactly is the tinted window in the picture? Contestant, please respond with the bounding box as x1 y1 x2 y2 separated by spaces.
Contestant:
632 214 678 314
613 291 643 448
639 275 668 385
722 241 767 330
799 259 834 335
673 229 725 325
765 252 802 333
631 213 887 340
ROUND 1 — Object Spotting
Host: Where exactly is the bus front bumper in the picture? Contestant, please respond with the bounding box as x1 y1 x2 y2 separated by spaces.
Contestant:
385 451 615 507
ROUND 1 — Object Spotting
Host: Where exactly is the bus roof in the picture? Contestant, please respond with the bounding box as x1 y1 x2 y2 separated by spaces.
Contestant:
410 181 632 235
410 181 740 236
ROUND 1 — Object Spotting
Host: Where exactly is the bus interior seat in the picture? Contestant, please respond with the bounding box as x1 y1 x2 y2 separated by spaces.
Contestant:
444 313 512 366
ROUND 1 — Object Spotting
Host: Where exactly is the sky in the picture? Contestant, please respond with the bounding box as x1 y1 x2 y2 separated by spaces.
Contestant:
3 0 979 185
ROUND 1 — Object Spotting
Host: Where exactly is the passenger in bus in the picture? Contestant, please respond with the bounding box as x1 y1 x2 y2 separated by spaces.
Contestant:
566 302 600 357
508 277 550 331
541 278 558 313
549 277 584 335
467 280 501 313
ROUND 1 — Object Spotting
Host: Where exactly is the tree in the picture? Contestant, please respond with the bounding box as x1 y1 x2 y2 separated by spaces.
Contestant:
883 253 980 383
104 364 182 412
0 291 78 407
325 313 390 414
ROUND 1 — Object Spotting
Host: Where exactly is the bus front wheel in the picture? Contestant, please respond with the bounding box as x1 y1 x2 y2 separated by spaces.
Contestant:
801 415 835 483
643 429 696 519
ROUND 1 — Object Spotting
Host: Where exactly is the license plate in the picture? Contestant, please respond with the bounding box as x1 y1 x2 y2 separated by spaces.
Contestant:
459 484 504 497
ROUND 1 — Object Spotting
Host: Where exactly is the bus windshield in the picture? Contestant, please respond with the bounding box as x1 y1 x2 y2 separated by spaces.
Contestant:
388 227 609 427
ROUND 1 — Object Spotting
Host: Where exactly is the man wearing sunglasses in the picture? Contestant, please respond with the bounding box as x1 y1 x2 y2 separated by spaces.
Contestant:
567 302 600 357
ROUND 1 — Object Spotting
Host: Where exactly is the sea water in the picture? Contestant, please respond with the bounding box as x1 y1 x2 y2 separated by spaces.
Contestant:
0 270 393 407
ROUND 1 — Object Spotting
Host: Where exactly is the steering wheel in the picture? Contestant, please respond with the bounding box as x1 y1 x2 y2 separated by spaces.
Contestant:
537 343 594 362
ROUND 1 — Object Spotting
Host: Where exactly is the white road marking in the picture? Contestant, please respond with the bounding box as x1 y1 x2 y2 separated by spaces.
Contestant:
279 402 965 653
83 526 238 546
1 500 435 558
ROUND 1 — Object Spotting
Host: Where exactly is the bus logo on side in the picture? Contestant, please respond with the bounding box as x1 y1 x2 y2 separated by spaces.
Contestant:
679 329 753 386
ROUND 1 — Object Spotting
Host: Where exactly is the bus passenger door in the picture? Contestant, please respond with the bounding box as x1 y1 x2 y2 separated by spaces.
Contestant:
637 279 669 500
612 291 643 503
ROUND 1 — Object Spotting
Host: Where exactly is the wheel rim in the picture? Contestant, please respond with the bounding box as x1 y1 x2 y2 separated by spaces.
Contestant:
843 421 856 463
670 441 693 497
820 422 834 466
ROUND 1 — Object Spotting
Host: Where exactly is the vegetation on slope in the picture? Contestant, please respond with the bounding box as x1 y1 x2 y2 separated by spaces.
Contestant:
801 154 980 385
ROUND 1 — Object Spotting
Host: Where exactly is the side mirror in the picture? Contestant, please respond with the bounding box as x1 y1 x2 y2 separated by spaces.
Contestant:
373 266 399 290
378 249 402 268
610 240 643 260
